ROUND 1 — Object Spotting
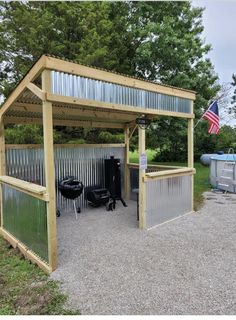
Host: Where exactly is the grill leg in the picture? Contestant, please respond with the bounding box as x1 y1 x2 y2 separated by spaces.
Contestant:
73 200 78 220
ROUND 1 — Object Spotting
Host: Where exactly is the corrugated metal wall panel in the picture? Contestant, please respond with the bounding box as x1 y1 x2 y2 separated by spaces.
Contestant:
51 71 191 114
146 175 192 228
2 185 48 262
6 145 125 212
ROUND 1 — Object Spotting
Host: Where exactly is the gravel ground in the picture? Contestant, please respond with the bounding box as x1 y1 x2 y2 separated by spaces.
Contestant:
51 192 236 315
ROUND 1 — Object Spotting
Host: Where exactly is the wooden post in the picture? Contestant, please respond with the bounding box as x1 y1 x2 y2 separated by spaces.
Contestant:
0 118 6 229
124 126 130 199
42 70 57 271
188 101 194 211
138 126 146 229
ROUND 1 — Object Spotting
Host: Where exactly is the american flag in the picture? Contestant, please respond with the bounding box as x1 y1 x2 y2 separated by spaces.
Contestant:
202 101 220 134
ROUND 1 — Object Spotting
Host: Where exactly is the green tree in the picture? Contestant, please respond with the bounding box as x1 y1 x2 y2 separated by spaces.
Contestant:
0 1 219 153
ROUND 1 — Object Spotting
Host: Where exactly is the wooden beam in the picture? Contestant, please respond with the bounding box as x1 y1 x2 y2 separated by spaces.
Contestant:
0 55 46 117
46 93 195 119
5 143 125 150
0 118 5 229
0 175 48 201
138 127 146 229
26 83 46 101
124 126 130 200
0 228 51 274
129 125 138 139
144 168 196 181
42 70 57 272
45 56 196 100
4 116 124 129
11 102 136 122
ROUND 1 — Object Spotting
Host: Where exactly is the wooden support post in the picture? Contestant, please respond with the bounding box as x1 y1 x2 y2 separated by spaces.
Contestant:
0 118 6 228
188 119 194 168
188 101 194 211
124 126 130 200
42 70 57 271
138 127 146 229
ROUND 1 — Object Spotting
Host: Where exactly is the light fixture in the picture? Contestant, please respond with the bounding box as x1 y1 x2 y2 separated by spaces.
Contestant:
135 115 151 130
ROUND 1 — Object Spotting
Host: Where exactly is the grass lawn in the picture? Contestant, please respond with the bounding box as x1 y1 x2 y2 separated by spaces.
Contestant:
0 237 80 315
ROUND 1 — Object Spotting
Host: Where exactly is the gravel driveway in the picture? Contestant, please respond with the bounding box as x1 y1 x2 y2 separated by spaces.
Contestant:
51 192 236 315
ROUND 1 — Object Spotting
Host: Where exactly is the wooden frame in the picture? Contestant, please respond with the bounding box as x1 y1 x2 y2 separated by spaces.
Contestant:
45 56 196 100
0 54 196 273
0 176 48 201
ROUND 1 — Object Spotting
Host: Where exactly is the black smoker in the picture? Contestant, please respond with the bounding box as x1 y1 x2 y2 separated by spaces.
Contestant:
105 156 127 210
57 176 83 219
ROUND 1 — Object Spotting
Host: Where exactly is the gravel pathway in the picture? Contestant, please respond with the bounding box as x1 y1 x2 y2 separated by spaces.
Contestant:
51 192 236 315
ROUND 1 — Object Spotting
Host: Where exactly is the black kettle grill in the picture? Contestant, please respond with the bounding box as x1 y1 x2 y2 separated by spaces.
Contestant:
57 176 83 219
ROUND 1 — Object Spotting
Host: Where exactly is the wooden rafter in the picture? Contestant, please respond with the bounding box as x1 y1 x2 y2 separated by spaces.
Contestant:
10 102 137 122
4 116 125 129
0 55 47 117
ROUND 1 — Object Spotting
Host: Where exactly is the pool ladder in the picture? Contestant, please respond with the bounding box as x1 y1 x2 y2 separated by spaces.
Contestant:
218 148 236 193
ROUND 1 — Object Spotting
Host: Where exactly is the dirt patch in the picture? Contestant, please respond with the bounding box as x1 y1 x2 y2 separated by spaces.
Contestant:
14 286 53 315
0 275 6 287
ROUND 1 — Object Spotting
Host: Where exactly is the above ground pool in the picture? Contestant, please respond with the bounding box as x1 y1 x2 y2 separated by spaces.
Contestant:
210 154 236 193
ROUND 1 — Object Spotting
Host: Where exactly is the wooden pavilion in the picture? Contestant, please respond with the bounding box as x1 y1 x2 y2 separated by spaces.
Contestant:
0 55 196 273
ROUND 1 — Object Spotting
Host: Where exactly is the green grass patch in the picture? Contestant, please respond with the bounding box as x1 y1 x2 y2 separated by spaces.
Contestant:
0 237 80 315
129 151 211 210
129 149 156 163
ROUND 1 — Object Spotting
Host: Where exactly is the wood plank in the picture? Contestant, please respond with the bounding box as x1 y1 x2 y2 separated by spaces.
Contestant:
11 103 137 122
1 228 52 274
26 83 46 101
144 168 196 181
4 116 124 129
0 175 48 201
47 93 195 119
45 56 196 100
128 163 182 170
42 70 57 272
124 126 130 200
0 55 46 117
5 143 125 149
138 127 146 229
0 175 46 194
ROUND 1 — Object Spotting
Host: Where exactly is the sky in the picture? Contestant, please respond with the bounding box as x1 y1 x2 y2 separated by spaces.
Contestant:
192 0 236 126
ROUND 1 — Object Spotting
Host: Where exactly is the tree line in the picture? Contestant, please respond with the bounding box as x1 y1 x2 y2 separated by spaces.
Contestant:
0 1 234 160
